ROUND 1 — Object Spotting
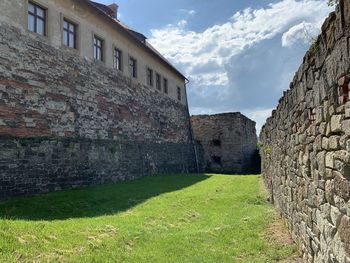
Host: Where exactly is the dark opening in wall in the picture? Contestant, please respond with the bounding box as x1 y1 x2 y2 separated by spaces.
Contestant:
211 156 222 165
293 122 300 133
308 108 316 124
212 139 221 147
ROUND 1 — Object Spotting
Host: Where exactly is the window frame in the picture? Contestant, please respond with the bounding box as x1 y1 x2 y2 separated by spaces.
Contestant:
155 73 161 91
177 86 181 101
93 35 104 62
27 1 47 36
63 18 77 49
113 47 123 71
163 77 168 94
147 67 154 87
129 56 137 78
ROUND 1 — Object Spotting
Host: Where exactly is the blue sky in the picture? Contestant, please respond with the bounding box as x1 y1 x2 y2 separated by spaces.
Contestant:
98 0 333 133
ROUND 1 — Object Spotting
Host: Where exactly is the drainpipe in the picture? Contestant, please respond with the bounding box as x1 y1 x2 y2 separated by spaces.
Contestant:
184 78 200 173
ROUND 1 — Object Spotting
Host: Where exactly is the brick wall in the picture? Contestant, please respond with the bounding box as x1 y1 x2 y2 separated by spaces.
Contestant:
260 1 350 262
0 22 197 199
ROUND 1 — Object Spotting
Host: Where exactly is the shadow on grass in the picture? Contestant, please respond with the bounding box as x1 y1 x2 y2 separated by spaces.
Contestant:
0 174 209 221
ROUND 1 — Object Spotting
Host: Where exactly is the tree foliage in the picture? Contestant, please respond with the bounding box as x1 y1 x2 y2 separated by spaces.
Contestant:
328 0 339 6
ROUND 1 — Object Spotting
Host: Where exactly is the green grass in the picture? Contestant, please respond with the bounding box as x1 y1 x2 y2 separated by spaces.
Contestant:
0 174 297 262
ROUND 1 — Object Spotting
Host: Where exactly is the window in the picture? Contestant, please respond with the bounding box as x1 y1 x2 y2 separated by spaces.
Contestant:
114 48 122 70
211 156 222 165
147 68 153 86
63 19 77 49
28 2 46 36
93 36 103 61
129 57 137 78
212 139 221 147
156 73 161 91
163 78 168 94
177 86 181 101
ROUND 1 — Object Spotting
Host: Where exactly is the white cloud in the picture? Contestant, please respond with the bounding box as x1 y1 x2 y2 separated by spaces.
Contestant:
179 9 196 16
282 21 322 47
149 0 331 88
242 108 274 135
148 0 332 132
177 19 188 28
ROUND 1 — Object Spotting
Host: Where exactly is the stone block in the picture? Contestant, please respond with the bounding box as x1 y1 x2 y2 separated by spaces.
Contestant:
334 174 350 202
325 180 335 205
330 206 342 227
329 136 340 150
345 101 350 118
338 76 350 87
322 137 329 150
315 107 324 124
317 151 326 172
319 122 327 135
331 115 343 133
326 152 334 169
329 106 336 119
339 216 350 257
342 119 350 134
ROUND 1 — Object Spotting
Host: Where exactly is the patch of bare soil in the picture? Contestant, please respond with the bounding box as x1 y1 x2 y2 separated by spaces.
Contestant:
264 214 303 263
265 221 294 246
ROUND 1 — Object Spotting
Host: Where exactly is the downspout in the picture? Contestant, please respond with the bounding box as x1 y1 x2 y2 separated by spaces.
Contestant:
184 78 200 173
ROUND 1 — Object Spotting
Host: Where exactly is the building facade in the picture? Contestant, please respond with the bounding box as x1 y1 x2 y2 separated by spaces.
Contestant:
0 0 197 199
0 0 187 104
191 113 259 174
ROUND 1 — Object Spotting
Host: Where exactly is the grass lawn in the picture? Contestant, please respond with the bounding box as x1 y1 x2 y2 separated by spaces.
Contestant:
0 174 297 262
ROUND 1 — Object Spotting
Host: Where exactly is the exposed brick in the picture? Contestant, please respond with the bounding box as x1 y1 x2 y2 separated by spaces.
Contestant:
0 23 198 200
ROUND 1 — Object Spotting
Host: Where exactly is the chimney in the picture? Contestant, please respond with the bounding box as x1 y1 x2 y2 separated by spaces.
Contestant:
108 4 119 19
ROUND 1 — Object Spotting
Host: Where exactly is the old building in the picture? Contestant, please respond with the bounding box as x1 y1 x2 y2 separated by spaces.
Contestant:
0 0 197 199
191 113 259 174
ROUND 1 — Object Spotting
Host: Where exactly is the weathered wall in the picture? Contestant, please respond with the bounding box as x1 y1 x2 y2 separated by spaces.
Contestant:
260 1 350 262
0 22 197 199
191 113 259 174
0 0 187 104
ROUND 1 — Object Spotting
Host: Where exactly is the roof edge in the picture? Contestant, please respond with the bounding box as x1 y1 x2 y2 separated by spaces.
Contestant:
83 0 187 81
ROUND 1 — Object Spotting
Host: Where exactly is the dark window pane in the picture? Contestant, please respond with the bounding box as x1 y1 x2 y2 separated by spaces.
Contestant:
129 57 136 78
114 49 122 70
156 74 161 90
177 86 181 101
93 36 103 61
28 2 46 36
163 78 168 94
147 68 153 86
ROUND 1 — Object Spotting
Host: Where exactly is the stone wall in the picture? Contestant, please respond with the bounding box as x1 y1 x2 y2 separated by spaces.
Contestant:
260 1 350 262
191 113 259 174
0 22 197 199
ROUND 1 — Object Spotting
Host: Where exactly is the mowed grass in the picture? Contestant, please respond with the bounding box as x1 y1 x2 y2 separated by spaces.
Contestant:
0 174 297 262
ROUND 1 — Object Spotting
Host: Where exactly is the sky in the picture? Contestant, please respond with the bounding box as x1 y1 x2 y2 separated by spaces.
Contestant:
97 0 333 134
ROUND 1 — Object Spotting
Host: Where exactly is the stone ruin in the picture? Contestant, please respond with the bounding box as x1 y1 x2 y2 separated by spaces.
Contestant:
191 113 260 174
260 0 350 262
